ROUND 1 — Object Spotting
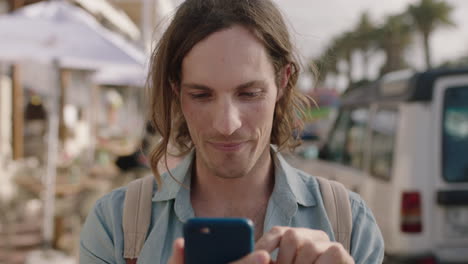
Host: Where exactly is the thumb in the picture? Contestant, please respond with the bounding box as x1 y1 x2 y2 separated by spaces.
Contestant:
168 238 185 264
229 250 271 264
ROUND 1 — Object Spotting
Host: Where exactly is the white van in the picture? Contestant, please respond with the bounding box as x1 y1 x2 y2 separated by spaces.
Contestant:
295 68 468 263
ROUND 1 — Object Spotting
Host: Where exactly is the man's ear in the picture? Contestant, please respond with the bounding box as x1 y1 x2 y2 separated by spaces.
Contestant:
277 64 291 101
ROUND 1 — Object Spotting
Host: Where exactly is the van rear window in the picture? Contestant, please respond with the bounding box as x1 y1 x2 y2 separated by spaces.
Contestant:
442 86 468 182
326 108 369 169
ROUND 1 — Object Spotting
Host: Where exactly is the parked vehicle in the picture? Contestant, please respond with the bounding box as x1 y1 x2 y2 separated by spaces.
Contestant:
301 68 468 263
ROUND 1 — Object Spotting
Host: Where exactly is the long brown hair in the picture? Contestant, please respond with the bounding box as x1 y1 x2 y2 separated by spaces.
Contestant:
147 0 312 186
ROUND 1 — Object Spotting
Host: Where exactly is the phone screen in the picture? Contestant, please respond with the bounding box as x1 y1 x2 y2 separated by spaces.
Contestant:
183 218 254 264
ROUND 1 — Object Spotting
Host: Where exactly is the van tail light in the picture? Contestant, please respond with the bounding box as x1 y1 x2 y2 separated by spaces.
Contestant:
401 191 423 233
417 256 437 264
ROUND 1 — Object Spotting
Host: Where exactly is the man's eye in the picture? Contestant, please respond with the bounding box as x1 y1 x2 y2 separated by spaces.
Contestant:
240 92 261 98
190 93 210 99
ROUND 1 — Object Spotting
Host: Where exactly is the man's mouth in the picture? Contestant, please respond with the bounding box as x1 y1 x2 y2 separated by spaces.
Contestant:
208 141 246 152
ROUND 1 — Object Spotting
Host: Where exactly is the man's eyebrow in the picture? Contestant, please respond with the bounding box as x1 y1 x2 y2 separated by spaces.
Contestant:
181 80 268 91
180 83 212 91
236 80 268 90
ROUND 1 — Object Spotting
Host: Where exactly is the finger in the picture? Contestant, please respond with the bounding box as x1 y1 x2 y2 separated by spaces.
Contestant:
276 229 329 264
228 250 271 264
167 238 185 264
276 229 300 264
255 226 288 252
315 243 354 264
293 240 326 264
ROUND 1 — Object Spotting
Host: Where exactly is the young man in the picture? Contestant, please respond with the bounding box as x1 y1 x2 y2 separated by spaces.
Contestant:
80 0 384 263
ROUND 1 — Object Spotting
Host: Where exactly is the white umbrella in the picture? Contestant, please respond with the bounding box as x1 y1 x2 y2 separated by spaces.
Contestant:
0 1 146 68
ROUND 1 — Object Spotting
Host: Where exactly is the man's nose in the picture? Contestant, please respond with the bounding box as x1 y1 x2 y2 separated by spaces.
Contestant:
213 100 242 136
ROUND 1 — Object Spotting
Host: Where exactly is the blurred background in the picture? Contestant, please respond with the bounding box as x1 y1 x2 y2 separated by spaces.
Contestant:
0 0 467 263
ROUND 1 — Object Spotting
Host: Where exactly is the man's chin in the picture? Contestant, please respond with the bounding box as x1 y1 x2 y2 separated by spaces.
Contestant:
208 157 251 178
212 168 248 179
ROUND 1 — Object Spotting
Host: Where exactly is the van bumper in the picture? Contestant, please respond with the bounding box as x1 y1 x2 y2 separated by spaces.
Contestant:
385 252 468 264
435 247 468 264
384 253 438 264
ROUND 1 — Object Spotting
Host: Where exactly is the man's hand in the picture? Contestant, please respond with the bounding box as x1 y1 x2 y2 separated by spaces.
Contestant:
229 250 272 264
168 226 354 264
167 238 185 264
231 226 354 264
167 238 271 264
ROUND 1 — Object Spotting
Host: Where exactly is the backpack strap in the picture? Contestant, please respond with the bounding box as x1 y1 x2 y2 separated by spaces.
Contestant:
316 177 352 252
123 175 155 263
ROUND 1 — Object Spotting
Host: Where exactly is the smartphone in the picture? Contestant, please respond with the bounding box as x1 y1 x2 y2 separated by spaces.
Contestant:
183 218 254 264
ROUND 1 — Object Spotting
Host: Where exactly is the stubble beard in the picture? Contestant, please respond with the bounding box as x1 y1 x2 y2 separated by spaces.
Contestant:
200 140 271 180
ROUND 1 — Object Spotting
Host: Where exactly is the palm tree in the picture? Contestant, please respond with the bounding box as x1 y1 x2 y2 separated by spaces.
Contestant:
354 12 377 80
312 45 339 85
332 31 358 84
408 0 455 69
376 14 414 75
312 32 357 88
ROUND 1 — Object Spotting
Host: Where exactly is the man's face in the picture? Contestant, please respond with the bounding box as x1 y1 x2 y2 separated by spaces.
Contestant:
180 25 281 179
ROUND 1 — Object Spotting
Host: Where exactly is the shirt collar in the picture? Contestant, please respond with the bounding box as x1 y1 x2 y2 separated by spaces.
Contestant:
151 145 317 208
272 148 317 207
152 151 194 202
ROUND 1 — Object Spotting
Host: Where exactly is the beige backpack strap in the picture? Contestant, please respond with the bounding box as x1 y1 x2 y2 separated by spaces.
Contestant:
123 175 155 262
316 177 352 252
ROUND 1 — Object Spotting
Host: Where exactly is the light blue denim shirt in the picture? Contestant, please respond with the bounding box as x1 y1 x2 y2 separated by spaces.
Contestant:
80 149 384 264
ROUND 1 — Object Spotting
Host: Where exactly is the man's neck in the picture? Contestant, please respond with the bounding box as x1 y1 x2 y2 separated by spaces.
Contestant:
190 147 275 215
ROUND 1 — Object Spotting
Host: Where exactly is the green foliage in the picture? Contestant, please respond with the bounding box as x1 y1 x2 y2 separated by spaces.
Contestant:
408 0 455 69
376 14 413 74
408 0 455 35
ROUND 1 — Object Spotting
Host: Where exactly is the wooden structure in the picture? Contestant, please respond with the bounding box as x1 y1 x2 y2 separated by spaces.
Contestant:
11 64 23 160
6 0 44 12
